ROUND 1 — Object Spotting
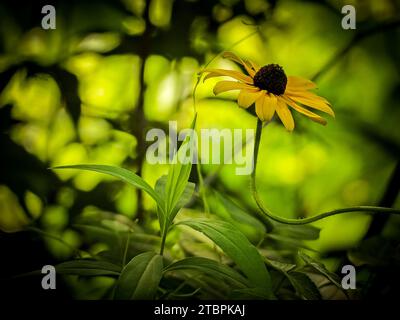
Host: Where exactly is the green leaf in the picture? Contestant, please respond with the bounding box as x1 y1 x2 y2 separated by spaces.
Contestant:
229 287 273 300
154 175 167 199
265 233 318 252
271 224 320 240
73 224 120 246
286 271 321 300
101 220 131 232
164 257 250 288
214 191 265 243
178 218 273 297
52 164 164 212
172 182 195 215
164 115 197 217
266 259 297 273
179 238 222 261
155 175 195 228
114 251 163 300
56 260 122 277
298 252 342 287
73 224 160 264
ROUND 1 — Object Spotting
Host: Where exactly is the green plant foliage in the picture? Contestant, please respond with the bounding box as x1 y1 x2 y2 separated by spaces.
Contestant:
155 175 195 228
286 271 321 300
56 260 122 277
2 0 400 302
164 130 195 217
298 252 342 287
54 164 164 209
213 191 266 243
178 218 274 298
164 256 250 289
114 251 163 300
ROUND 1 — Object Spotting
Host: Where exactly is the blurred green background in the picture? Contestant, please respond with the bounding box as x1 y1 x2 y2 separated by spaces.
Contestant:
1 0 399 299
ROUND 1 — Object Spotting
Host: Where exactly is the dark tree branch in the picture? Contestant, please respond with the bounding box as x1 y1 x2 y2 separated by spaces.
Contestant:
365 161 400 238
312 18 400 81
129 1 155 223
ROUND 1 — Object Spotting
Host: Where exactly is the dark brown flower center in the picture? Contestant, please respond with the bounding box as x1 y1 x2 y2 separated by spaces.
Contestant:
253 64 287 95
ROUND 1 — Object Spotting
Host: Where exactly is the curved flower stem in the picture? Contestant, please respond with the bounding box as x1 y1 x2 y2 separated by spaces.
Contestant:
192 36 258 260
251 119 400 225
192 29 259 214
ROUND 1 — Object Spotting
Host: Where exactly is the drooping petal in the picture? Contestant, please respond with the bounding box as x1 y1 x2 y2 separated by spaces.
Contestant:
222 51 245 65
202 68 253 84
244 62 256 78
286 93 335 117
237 89 263 109
213 81 255 95
287 76 317 90
281 96 327 125
255 93 276 122
248 59 261 72
222 52 256 77
276 99 294 131
284 89 330 104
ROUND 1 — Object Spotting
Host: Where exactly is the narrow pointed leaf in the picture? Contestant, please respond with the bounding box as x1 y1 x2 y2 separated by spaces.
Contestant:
298 252 342 287
156 175 195 226
164 115 197 216
56 260 122 277
52 164 164 211
286 271 321 300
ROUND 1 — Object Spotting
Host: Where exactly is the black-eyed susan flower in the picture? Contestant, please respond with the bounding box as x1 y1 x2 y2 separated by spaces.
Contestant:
202 52 334 131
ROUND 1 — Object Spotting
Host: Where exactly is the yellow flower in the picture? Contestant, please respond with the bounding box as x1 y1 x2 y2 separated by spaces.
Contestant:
202 52 334 131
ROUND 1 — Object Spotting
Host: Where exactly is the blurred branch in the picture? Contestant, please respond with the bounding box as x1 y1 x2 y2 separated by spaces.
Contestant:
365 161 400 238
312 18 400 81
351 117 400 158
342 113 400 237
0 131 61 216
130 0 154 223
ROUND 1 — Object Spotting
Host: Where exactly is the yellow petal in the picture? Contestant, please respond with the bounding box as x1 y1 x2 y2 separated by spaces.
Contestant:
276 99 294 131
286 93 335 117
244 62 256 77
222 51 245 65
285 89 330 104
237 89 263 109
222 52 255 77
287 76 317 90
256 93 276 121
202 68 253 84
281 96 327 125
213 81 255 95
248 60 261 72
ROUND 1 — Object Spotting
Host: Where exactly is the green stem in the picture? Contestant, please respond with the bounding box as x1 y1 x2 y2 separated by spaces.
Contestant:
251 119 400 225
122 232 131 266
191 30 259 214
196 161 210 215
159 225 168 255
